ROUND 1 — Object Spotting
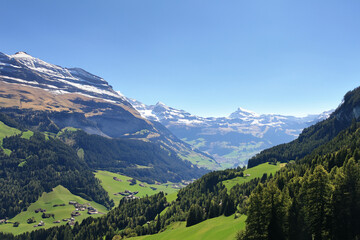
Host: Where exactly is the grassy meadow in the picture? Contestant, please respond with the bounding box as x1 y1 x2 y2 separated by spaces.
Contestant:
130 214 247 240
0 121 34 155
222 162 284 190
0 186 108 235
95 171 182 207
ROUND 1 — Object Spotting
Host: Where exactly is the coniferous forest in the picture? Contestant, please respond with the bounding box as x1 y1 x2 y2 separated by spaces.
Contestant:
0 133 114 219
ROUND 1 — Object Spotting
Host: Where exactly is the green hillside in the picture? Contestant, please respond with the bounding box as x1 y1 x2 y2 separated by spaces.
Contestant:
130 214 247 240
0 185 108 235
0 121 34 155
95 171 182 206
179 152 220 170
58 130 207 183
222 162 284 190
0 131 113 220
0 121 20 155
0 121 20 142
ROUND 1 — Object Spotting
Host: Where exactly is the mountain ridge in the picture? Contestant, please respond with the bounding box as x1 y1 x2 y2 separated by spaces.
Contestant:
126 97 332 167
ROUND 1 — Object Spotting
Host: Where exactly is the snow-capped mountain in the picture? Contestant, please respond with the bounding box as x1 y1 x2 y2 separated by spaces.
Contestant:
127 98 333 167
0 51 128 105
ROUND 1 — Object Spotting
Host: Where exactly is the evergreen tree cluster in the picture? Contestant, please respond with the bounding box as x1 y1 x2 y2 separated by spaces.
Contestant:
161 167 244 228
238 122 360 240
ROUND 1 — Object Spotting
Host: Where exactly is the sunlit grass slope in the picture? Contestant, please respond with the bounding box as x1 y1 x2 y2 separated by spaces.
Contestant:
130 214 246 240
222 162 284 190
95 171 182 207
0 121 34 155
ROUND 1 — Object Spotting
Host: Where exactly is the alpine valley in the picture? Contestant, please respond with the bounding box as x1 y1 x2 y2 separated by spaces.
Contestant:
127 98 332 168
1 51 360 240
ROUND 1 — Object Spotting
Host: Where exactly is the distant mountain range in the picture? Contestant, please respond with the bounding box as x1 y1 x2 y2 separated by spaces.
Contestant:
0 51 216 171
126 98 332 167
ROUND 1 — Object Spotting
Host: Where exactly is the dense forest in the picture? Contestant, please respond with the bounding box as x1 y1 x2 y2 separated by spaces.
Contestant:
0 132 113 219
238 121 360 240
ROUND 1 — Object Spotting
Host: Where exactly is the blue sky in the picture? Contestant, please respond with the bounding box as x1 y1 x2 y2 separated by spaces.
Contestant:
1 0 360 117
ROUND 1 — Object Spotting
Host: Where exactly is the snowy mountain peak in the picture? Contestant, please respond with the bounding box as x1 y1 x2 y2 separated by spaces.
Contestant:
156 101 167 106
154 101 170 111
13 51 32 57
229 107 260 118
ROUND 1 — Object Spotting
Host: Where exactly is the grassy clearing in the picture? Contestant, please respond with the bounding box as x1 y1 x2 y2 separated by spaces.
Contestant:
0 121 34 154
222 162 283 190
0 121 21 155
165 192 178 203
0 185 108 235
179 153 220 170
56 127 79 137
0 121 21 144
130 214 247 240
95 171 181 207
77 148 84 160
21 130 34 140
135 164 153 169
181 138 206 149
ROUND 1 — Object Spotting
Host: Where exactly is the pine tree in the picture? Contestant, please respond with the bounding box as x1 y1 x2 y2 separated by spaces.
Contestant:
208 200 219 218
186 204 203 227
332 158 360 240
156 214 161 232
302 165 333 240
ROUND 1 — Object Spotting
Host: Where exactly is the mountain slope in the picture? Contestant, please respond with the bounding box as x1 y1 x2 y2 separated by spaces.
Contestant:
0 128 113 219
247 86 360 168
58 129 208 183
0 51 214 170
127 98 331 167
238 88 360 240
